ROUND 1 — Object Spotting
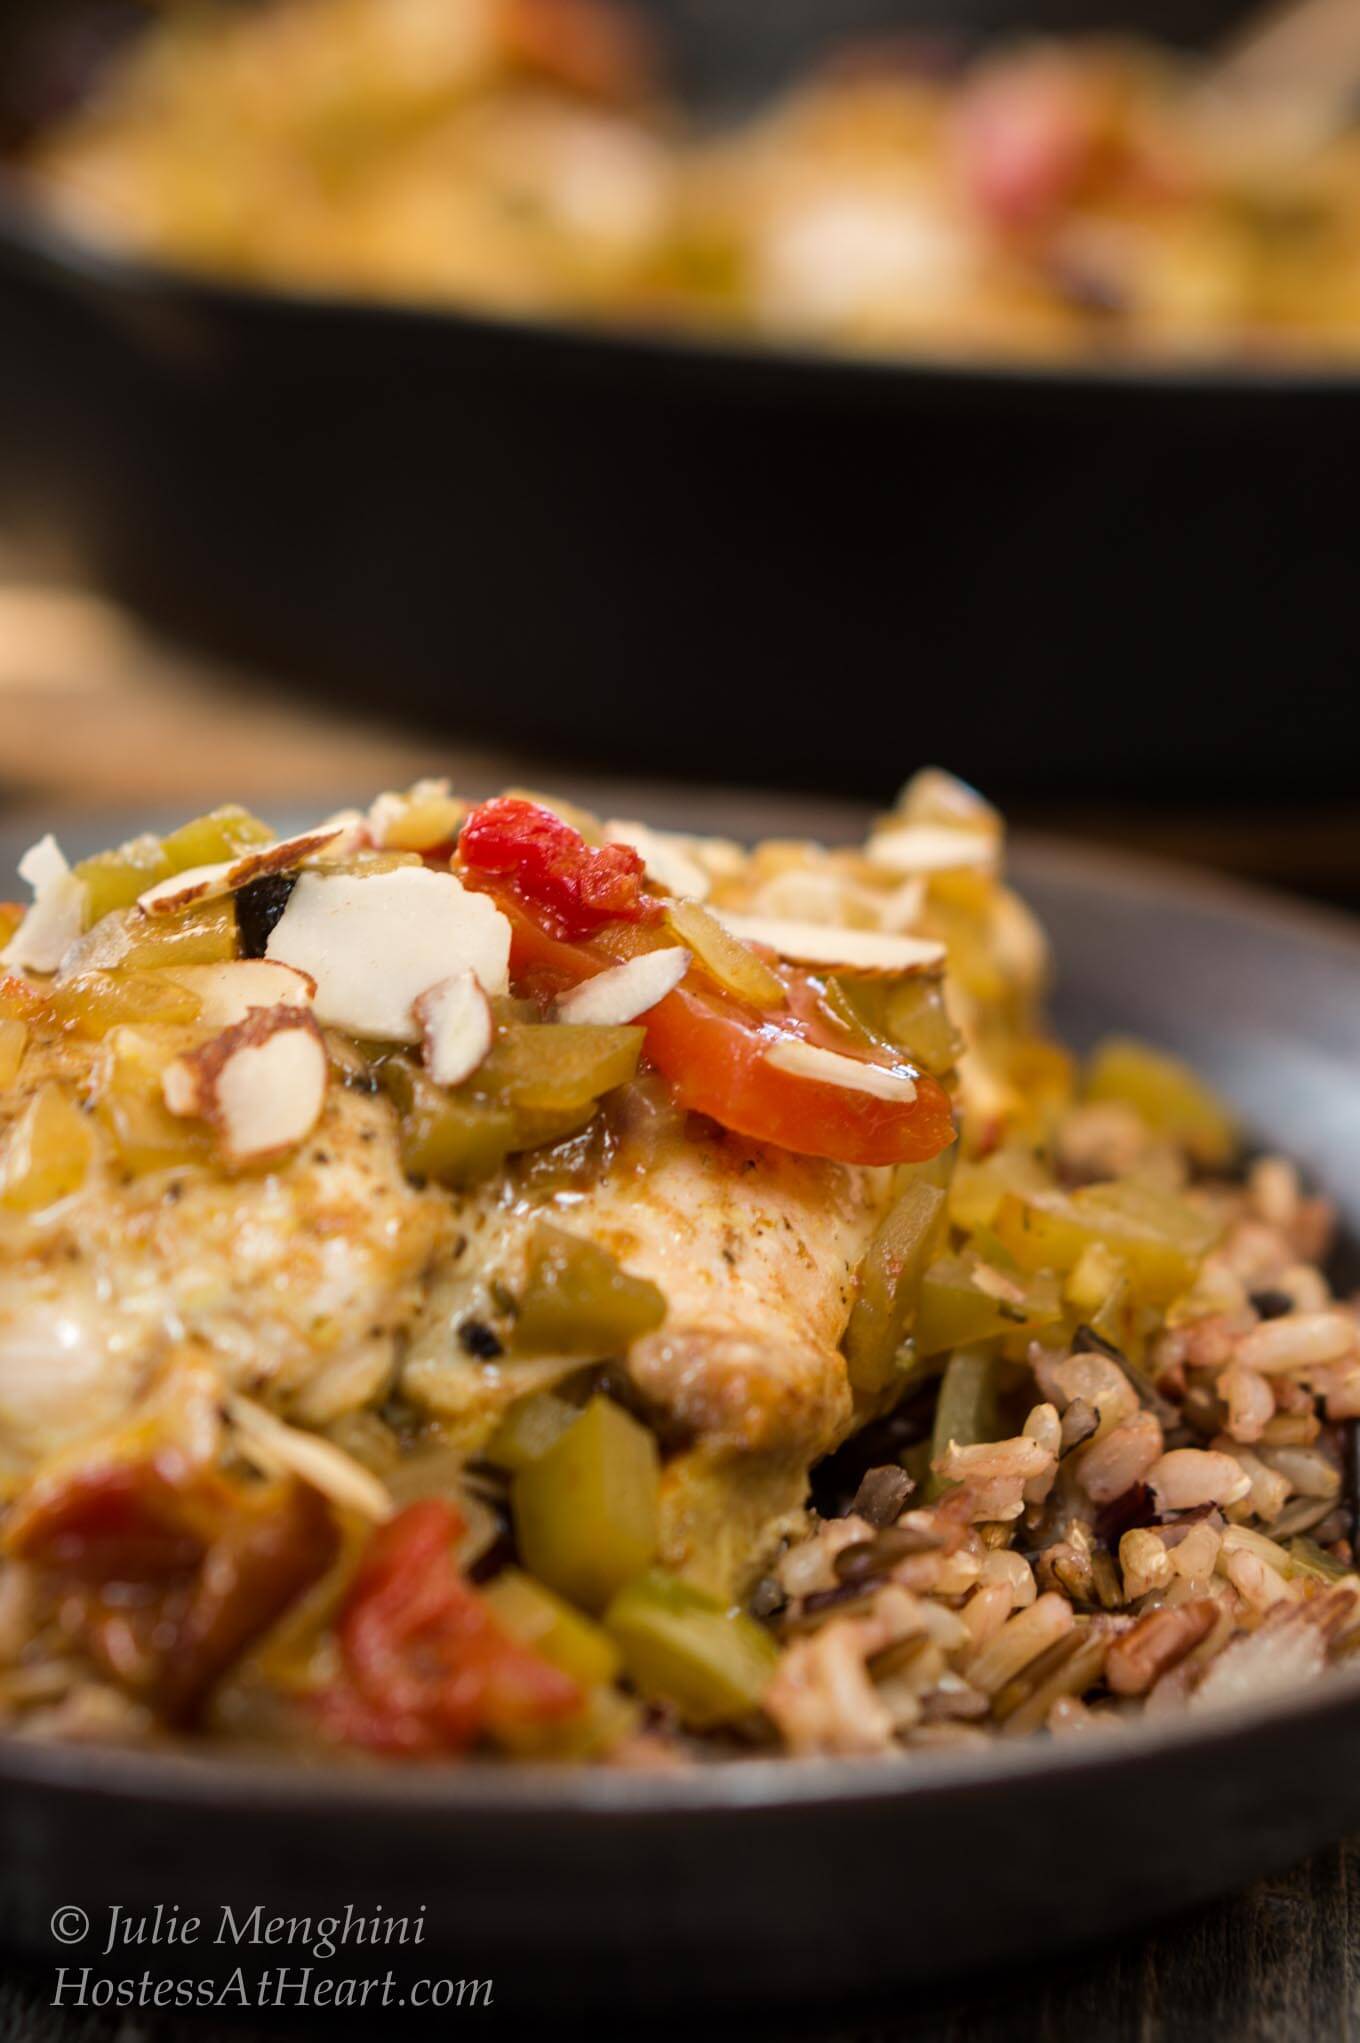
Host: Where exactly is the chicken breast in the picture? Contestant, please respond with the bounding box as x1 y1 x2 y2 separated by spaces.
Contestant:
0 1030 450 1483
402 1110 893 1593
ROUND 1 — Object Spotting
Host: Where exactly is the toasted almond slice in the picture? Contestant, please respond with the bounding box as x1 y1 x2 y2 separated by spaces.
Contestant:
162 1006 328 1164
227 827 346 888
137 825 344 915
265 866 511 1043
881 878 928 932
712 911 944 974
137 858 236 914
556 947 690 1026
167 960 316 1029
866 824 998 875
604 819 710 901
225 1393 393 1522
1 835 85 974
415 970 493 1088
763 1036 918 1101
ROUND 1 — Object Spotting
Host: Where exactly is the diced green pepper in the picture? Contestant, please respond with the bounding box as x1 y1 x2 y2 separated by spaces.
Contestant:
382 1058 517 1185
1286 1537 1351 1585
828 972 962 1075
484 1392 582 1472
75 834 171 927
1085 1036 1237 1170
478 1022 643 1115
512 1395 659 1613
512 1223 666 1357
0 1083 96 1211
842 1180 947 1394
993 1178 1220 1306
664 900 784 1007
604 1568 779 1727
948 1148 1048 1232
95 1026 214 1176
496 1684 641 1760
159 805 274 874
119 900 239 969
47 970 202 1039
915 1253 1063 1358
484 1568 622 1688
927 1346 999 1497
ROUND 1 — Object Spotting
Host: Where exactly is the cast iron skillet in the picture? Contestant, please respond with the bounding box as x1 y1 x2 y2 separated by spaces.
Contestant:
1 805 1359 2013
0 0 1358 804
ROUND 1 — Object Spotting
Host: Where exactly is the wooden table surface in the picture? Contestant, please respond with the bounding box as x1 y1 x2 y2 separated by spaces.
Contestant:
1 565 1358 2042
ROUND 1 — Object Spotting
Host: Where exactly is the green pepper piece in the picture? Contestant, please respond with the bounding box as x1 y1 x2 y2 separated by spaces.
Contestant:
915 1253 1063 1358
75 835 172 928
118 900 240 969
1085 1036 1237 1170
842 1180 948 1394
512 1222 666 1357
159 805 274 874
382 1059 519 1186
828 972 963 1075
994 1178 1221 1307
478 1022 644 1115
605 1569 779 1728
484 1392 582 1472
484 1568 622 1687
927 1346 1000 1499
1286 1537 1351 1585
512 1395 659 1612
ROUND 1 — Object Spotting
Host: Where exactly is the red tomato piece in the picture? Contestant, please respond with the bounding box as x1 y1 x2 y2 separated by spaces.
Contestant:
318 1501 582 1757
458 796 659 940
5 1459 338 1723
467 871 956 1168
954 53 1107 234
642 977 956 1166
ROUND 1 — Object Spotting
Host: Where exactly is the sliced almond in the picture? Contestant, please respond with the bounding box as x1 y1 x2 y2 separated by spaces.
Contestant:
866 824 998 875
414 970 494 1088
162 1006 328 1164
604 819 710 902
167 960 316 1029
137 858 235 915
556 947 690 1026
225 1393 394 1522
265 866 511 1043
136 825 344 915
1 835 85 975
763 1036 918 1101
712 911 944 974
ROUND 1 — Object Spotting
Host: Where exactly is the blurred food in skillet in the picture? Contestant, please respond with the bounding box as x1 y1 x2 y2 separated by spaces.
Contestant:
22 0 1360 361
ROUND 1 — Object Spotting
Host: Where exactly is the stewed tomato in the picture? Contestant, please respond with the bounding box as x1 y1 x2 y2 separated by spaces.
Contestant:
459 794 659 940
318 1501 582 1756
457 800 955 1168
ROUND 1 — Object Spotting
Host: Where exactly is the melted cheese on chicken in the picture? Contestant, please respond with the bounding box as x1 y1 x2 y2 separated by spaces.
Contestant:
0 1036 449 1483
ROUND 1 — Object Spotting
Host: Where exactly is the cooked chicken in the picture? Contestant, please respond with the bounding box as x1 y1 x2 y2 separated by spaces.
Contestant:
404 1111 892 1592
0 1028 450 1484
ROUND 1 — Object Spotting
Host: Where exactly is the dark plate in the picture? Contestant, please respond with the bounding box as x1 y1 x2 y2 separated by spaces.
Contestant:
1 805 1359 2013
1 0 1358 803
